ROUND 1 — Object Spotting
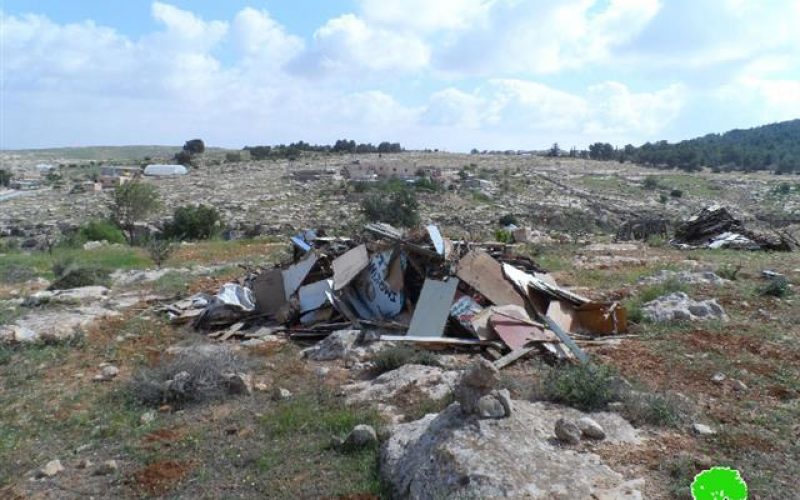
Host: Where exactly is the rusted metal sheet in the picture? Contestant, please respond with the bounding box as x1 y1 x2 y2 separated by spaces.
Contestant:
489 315 557 350
575 302 627 335
332 244 369 291
456 251 525 308
407 278 459 337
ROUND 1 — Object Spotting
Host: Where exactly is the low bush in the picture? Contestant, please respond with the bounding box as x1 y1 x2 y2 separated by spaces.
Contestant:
79 219 126 244
163 204 222 241
760 276 791 298
361 188 420 227
147 238 176 268
371 345 440 375
128 346 249 407
49 258 110 290
716 263 742 281
540 363 621 411
643 176 660 190
622 391 686 427
494 229 513 244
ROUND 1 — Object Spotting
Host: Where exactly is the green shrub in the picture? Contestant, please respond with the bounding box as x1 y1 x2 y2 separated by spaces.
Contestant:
372 345 440 375
670 189 683 198
716 263 742 281
79 219 126 244
225 152 242 162
49 258 110 290
0 169 11 187
639 278 687 303
494 229 513 244
622 391 685 427
659 193 669 203
163 204 222 241
147 238 176 268
643 176 660 190
498 213 518 226
760 276 791 298
361 188 420 227
541 364 621 411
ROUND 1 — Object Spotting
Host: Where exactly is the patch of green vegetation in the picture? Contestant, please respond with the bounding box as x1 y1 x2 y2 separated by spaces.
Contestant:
471 190 491 203
78 219 127 245
715 263 742 281
50 257 111 289
153 271 190 296
371 345 440 375
258 389 386 496
0 246 150 283
622 391 686 428
759 276 791 298
538 363 621 411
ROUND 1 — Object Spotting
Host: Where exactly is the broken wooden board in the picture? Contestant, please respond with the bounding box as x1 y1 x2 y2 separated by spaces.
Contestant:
379 335 487 346
252 268 287 315
332 244 369 291
426 225 445 256
407 278 459 337
546 300 579 334
456 251 525 308
489 315 557 350
494 345 538 370
282 252 317 301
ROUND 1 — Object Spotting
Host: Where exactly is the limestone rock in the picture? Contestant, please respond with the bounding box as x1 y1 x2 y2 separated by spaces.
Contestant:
38 459 64 478
381 401 641 499
341 424 378 449
301 329 360 361
272 387 292 401
642 292 728 323
577 417 606 440
692 423 717 436
554 418 581 444
92 460 118 476
477 395 507 419
455 357 506 417
342 364 458 420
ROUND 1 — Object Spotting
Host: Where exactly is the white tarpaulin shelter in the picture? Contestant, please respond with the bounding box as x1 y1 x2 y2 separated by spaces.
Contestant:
144 164 187 176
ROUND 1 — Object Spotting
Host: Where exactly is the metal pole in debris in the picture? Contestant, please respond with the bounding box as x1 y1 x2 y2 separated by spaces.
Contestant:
539 314 589 364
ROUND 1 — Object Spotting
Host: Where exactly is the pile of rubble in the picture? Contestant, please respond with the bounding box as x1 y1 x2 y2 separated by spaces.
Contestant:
672 205 797 251
167 223 628 366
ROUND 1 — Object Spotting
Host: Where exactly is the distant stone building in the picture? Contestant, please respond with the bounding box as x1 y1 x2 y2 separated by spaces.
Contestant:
96 165 141 189
343 159 420 181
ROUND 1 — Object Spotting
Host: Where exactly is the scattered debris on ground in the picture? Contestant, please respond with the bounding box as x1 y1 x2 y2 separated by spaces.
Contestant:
672 205 797 251
165 223 630 368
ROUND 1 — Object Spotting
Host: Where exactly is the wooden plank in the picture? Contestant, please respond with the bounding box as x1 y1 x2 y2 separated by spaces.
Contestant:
407 278 459 337
456 251 525 308
494 345 537 369
546 300 579 334
332 244 369 291
379 335 487 346
252 268 286 315
282 252 317 300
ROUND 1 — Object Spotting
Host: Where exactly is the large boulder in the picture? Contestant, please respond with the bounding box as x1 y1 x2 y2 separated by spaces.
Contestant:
381 401 642 499
642 292 728 323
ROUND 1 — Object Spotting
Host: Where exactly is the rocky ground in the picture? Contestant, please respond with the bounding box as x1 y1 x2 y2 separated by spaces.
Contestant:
1 151 799 499
2 152 798 244
0 235 798 499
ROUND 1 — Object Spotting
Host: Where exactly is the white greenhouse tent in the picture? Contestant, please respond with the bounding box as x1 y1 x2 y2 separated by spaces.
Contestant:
143 164 188 176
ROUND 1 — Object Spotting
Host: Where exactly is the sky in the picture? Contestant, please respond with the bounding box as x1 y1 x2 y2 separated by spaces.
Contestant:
2 0 799 151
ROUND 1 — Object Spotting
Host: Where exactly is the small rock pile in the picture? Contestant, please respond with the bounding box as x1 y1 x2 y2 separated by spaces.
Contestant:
455 357 512 419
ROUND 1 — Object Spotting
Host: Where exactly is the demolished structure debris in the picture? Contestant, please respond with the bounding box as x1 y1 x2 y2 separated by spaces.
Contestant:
166 223 629 367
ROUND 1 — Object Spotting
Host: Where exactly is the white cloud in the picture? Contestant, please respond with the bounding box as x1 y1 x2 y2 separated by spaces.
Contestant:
357 0 491 32
584 81 686 137
435 0 661 75
292 14 430 75
232 7 304 66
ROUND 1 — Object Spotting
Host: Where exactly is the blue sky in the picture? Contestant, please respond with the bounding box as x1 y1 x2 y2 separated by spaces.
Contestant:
2 0 799 151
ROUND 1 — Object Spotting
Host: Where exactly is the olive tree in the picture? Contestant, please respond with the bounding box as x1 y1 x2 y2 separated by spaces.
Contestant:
110 181 161 244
